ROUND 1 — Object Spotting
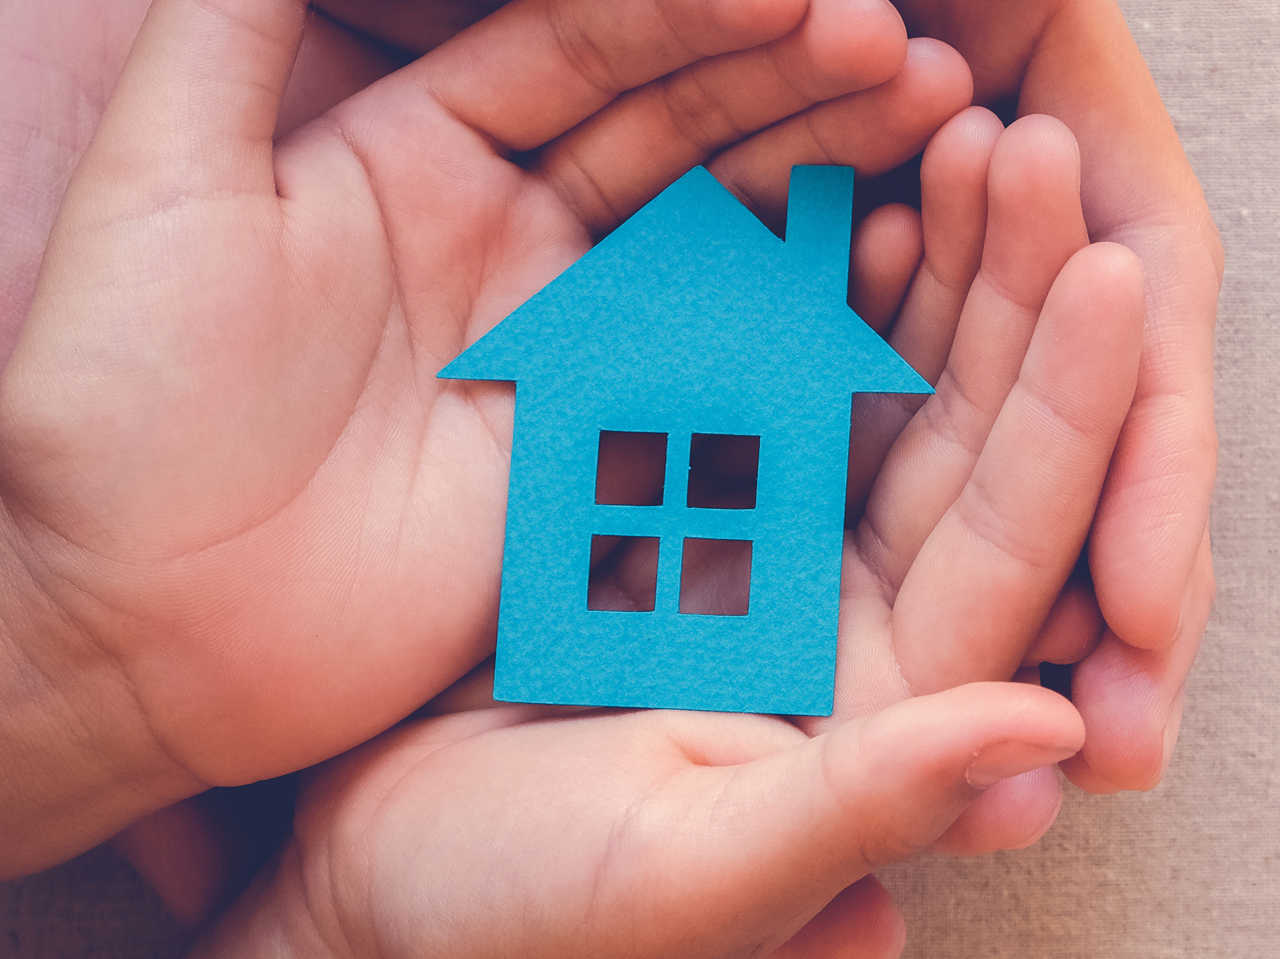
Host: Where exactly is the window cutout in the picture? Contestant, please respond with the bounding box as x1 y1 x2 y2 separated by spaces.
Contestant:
679 538 752 616
687 434 759 509
595 431 668 506
587 535 659 611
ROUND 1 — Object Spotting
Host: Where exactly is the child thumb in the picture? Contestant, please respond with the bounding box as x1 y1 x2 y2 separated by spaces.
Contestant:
681 683 1084 921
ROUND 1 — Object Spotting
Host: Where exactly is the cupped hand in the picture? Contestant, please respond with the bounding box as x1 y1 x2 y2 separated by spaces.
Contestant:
0 0 414 355
186 684 1085 959
0 0 976 876
892 0 1221 796
591 105 1147 855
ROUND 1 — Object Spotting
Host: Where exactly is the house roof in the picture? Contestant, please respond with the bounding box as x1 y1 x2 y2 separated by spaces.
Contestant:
438 165 933 398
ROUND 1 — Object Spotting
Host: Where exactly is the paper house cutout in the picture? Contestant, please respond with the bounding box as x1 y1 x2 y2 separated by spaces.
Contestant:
439 165 932 715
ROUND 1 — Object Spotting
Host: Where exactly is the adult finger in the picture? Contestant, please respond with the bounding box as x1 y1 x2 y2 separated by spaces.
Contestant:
769 877 905 959
1060 525 1214 793
533 0 907 234
275 9 408 139
1085 219 1220 650
848 203 923 336
709 37 972 232
853 114 1089 597
1020 0 1223 655
844 106 1002 525
892 242 1144 694
394 0 814 153
929 766 1063 855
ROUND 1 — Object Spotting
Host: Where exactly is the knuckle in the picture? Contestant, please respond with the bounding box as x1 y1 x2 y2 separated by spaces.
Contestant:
659 69 750 154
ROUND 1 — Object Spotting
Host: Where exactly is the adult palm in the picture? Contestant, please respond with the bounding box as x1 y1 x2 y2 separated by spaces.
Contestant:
892 0 1222 796
0 0 966 874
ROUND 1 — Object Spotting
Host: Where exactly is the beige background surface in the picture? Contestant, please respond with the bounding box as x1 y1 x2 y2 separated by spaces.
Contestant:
2 0 1276 955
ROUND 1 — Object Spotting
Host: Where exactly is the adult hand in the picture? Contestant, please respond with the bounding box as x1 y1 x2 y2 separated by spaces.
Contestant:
0 0 971 877
891 0 1222 796
0 0 408 358
186 685 1085 959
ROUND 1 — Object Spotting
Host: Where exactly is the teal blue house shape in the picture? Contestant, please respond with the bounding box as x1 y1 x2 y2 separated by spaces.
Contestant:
440 165 931 716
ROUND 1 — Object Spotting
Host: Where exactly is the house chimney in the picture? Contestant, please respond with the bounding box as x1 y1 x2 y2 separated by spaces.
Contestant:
783 165 854 296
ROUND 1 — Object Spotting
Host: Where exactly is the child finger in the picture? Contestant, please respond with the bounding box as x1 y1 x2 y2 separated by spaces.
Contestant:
72 0 308 209
889 106 1004 386
531 0 907 236
112 796 236 929
834 202 923 532
854 114 1089 597
311 0 489 54
891 242 1145 696
844 107 1002 525
708 38 973 232
1020 559 1107 667
389 0 815 154
274 11 409 139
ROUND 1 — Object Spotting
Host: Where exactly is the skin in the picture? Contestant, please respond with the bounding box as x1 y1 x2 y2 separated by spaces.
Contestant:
185 684 1087 959
298 0 1224 798
0 0 1213 947
890 0 1222 796
0 0 1218 824
0 0 958 876
4 0 1146 932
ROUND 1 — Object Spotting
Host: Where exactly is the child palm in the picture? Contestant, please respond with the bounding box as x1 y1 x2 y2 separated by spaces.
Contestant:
191 685 1085 959
0 0 971 872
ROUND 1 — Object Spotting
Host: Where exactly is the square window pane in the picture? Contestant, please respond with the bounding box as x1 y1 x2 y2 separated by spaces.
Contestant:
587 535 659 611
679 538 752 616
687 434 759 509
595 431 667 506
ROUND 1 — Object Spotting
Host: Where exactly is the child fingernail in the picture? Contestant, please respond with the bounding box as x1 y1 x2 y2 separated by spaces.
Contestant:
964 740 1079 789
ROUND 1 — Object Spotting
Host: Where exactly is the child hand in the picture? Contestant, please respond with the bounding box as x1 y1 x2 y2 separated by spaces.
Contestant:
187 684 1085 959
891 0 1221 797
0 0 966 875
181 105 1143 953
583 106 1146 855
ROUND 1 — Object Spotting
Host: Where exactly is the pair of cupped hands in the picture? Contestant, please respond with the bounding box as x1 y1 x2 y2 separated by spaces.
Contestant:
0 0 1220 955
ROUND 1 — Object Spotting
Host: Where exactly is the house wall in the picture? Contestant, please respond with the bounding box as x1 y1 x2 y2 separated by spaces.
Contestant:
492 377 854 715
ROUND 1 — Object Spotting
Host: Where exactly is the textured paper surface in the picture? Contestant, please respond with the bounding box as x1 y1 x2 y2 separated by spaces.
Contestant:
441 165 931 715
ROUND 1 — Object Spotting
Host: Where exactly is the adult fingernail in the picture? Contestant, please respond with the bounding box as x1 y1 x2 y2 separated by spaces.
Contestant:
965 740 1079 789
